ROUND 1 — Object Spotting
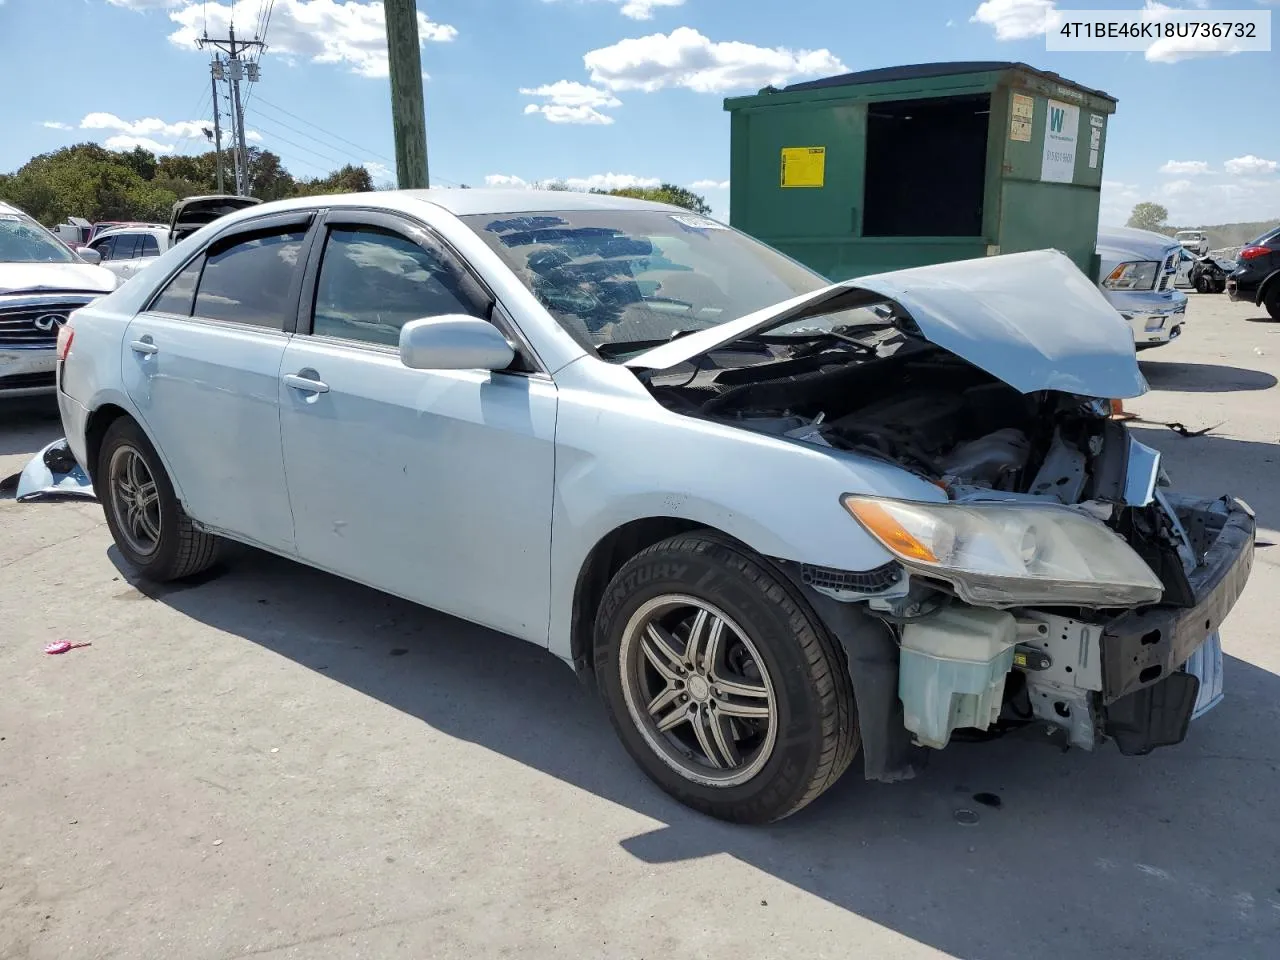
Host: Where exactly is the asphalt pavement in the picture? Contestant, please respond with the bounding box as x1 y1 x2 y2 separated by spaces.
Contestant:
3 292 1279 960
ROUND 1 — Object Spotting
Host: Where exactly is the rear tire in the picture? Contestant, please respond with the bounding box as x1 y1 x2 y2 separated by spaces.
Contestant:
1265 286 1280 321
98 417 220 581
593 532 859 823
1195 274 1212 294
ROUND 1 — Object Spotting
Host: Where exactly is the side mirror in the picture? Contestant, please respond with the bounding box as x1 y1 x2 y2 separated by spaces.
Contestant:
399 315 516 371
78 248 102 265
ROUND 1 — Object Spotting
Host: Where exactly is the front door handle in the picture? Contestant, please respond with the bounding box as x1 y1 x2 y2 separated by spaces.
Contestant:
283 372 329 394
129 339 158 356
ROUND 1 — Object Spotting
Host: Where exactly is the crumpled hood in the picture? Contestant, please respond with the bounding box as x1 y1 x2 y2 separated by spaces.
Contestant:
0 261 117 296
625 249 1148 400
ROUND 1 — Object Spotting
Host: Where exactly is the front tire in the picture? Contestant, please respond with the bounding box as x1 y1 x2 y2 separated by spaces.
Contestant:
594 532 859 823
98 417 220 581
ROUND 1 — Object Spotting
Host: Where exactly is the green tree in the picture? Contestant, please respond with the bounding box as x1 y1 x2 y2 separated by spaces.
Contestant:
293 163 374 197
595 183 712 215
1126 202 1169 232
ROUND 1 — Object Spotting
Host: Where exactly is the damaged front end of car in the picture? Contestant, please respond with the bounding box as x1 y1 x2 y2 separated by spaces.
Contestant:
625 250 1256 779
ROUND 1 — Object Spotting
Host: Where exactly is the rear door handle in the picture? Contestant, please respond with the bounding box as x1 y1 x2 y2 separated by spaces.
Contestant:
129 339 158 355
283 372 329 394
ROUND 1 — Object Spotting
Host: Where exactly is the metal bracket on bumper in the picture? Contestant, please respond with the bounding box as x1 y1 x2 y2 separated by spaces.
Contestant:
1099 497 1254 754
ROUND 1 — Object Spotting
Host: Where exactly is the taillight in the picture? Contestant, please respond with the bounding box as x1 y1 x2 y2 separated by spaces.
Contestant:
56 324 74 361
1239 245 1270 260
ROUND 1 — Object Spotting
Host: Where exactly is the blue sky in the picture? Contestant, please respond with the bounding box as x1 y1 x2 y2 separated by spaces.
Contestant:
1 0 1276 225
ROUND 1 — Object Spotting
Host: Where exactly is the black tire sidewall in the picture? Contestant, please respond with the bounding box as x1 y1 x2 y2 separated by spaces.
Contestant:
98 418 189 578
594 539 840 823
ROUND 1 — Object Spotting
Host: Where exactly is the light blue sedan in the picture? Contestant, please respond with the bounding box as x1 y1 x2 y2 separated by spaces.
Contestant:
56 190 1253 822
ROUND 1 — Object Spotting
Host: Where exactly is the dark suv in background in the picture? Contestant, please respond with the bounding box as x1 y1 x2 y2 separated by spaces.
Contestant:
1226 224 1280 320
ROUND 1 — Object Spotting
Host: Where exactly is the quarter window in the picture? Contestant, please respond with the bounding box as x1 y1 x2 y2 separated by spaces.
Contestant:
192 228 307 330
311 225 487 346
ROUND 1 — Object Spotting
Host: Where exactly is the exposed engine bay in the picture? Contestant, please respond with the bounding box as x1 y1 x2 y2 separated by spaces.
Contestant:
647 334 1120 505
641 328 1250 762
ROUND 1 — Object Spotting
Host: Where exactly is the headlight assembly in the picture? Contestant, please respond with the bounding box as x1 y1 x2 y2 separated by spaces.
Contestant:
842 495 1164 608
1102 260 1160 291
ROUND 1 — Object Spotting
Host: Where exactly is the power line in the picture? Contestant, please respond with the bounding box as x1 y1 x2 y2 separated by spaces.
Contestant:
252 95 395 165
250 118 355 170
248 104 374 166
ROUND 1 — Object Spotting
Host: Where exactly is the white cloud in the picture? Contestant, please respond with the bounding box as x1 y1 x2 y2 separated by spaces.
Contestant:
1224 155 1277 176
1102 176 1280 227
563 173 660 190
245 130 264 142
363 160 393 183
80 112 209 141
1144 0 1260 61
524 103 616 124
617 0 684 19
970 0 1055 40
167 1 457 78
483 172 661 191
584 27 846 94
1159 160 1209 175
542 0 685 20
106 0 185 8
690 179 729 189
520 80 622 125
41 121 73 130
104 135 175 153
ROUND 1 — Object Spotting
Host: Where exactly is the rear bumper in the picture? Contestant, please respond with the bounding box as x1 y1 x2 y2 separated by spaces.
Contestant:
1225 277 1258 303
57 391 91 476
1099 496 1255 753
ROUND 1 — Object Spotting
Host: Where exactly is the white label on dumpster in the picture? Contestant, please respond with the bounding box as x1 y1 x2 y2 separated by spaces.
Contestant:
1041 99 1079 183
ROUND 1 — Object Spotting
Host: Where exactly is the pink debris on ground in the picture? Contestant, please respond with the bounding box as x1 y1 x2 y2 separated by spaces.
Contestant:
44 641 91 655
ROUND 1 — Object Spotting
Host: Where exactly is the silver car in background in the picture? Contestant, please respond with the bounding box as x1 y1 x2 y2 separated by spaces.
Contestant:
1096 225 1189 350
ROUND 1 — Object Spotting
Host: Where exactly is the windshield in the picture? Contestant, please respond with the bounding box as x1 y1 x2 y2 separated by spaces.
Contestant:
462 209 885 355
0 213 78 264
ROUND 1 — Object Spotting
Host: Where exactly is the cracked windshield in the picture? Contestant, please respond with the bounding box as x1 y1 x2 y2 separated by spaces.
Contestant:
464 210 886 358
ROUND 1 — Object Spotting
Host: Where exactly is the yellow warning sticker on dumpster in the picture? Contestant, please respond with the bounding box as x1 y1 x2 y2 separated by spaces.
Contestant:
781 147 825 188
1010 94 1034 142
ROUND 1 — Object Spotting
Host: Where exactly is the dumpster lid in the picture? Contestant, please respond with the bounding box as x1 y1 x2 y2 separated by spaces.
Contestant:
774 60 1115 102
623 249 1146 399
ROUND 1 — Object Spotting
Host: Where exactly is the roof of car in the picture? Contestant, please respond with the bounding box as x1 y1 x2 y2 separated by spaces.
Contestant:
237 188 681 218
94 224 168 238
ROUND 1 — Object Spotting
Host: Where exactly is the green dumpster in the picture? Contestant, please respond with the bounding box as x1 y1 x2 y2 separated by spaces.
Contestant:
724 61 1117 282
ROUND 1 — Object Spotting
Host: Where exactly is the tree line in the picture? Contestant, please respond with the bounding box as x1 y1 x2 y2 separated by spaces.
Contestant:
0 143 715 226
0 143 375 226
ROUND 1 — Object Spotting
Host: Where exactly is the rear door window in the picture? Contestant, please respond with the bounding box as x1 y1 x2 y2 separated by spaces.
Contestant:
140 234 161 257
111 233 142 261
149 257 205 317
192 228 308 330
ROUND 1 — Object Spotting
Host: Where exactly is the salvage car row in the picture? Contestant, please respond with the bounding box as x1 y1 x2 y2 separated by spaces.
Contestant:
42 188 1255 823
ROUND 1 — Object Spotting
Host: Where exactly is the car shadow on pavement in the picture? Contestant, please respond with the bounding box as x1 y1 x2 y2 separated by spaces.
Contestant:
1137 360 1277 393
111 546 1280 955
0 397 62 460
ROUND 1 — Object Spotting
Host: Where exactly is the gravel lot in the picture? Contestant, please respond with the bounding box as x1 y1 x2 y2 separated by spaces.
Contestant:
3 292 1279 960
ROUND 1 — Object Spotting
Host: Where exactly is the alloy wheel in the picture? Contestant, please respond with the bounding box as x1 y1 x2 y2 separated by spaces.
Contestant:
618 595 778 787
108 444 162 557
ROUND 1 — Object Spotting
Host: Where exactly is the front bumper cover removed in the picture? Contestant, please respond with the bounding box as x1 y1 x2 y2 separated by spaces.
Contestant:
1100 496 1255 754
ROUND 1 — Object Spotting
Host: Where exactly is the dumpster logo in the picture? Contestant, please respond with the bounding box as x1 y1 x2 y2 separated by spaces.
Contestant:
1040 99 1079 184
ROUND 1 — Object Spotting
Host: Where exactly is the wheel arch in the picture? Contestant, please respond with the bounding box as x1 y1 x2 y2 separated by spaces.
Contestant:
83 401 187 505
569 516 711 681
1257 268 1280 306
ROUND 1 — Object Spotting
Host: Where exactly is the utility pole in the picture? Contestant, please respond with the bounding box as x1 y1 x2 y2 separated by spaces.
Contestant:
383 0 429 189
210 58 225 195
198 27 263 196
